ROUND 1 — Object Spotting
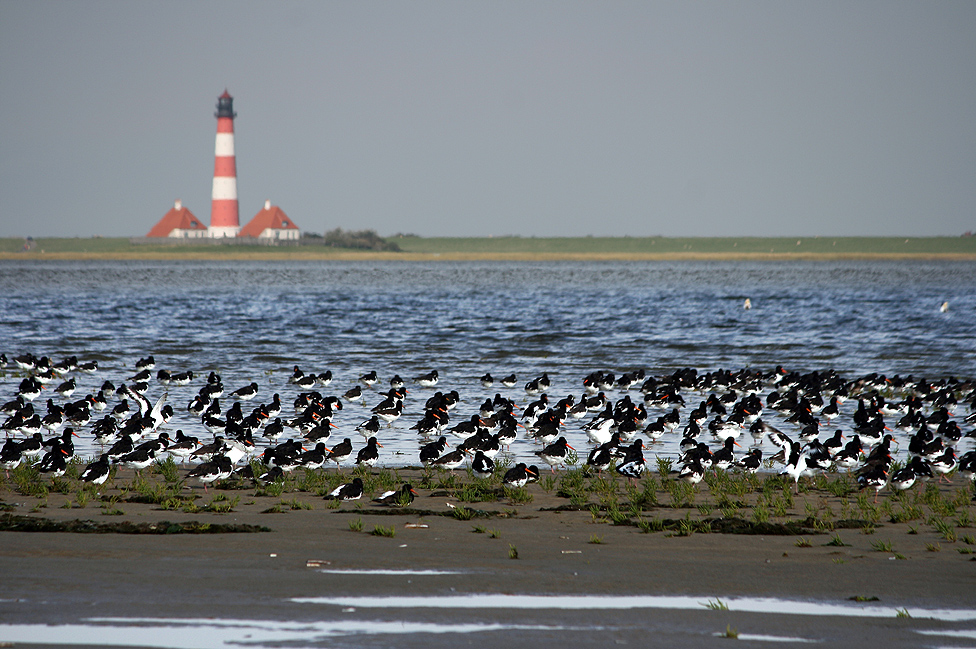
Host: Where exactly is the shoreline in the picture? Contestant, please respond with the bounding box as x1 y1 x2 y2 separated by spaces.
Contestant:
2 465 974 647
3 251 976 262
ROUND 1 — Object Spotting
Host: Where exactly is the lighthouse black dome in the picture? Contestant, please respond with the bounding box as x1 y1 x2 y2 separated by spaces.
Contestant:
215 90 236 119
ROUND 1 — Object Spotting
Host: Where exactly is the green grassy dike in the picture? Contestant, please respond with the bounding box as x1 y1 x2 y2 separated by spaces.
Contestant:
1 235 974 260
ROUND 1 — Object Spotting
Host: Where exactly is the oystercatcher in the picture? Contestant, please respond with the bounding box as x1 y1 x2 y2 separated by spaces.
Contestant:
80 454 111 485
326 438 353 468
230 382 259 401
325 477 364 501
615 440 646 481
502 463 535 488
355 437 382 467
373 483 417 507
187 455 233 492
471 450 495 478
432 448 466 470
535 437 575 473
419 437 449 466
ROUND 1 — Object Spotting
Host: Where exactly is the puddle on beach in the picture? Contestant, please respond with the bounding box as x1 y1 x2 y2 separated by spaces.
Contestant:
318 568 466 575
722 633 818 643
0 617 584 649
290 594 976 622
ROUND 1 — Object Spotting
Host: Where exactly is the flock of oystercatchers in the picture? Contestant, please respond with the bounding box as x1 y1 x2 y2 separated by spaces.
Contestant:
2 351 975 504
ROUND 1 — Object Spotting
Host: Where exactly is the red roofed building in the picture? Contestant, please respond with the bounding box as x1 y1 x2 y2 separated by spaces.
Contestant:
238 200 300 241
146 200 209 238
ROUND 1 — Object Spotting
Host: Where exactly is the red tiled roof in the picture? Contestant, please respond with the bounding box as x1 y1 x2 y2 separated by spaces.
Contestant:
238 204 299 237
146 204 208 237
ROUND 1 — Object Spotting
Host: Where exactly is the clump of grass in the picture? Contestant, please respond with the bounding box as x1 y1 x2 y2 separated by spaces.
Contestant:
452 506 475 521
370 524 396 538
540 475 556 494
589 534 603 544
721 624 739 639
101 505 125 516
49 477 72 494
12 464 48 498
287 498 312 510
930 517 957 542
870 539 895 553
656 456 673 477
471 525 486 534
794 537 812 548
925 542 941 552
890 503 925 524
455 481 496 503
896 608 911 619
824 533 849 547
637 517 664 534
255 480 286 498
74 490 90 509
703 598 729 611
488 529 501 538
508 544 519 559
348 517 364 532
752 502 770 525
152 457 181 483
203 495 239 513
823 476 855 498
504 487 533 505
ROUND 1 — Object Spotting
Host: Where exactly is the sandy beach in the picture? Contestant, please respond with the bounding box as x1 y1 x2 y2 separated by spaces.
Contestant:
2 465 974 648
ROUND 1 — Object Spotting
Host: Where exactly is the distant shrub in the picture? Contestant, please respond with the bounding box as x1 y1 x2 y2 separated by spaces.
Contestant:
322 228 401 251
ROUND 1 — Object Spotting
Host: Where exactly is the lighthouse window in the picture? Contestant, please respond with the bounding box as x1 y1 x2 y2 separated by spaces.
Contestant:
282 220 289 226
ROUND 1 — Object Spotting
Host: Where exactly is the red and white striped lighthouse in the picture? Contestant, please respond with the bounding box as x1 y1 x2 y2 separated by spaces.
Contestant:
209 90 240 237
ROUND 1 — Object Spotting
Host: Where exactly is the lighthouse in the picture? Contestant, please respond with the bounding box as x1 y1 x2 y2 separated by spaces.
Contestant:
209 90 240 237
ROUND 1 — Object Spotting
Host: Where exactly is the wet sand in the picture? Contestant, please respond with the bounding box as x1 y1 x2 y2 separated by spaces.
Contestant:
1 467 975 648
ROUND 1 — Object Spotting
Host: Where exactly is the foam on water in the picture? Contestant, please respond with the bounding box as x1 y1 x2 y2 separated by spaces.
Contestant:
0 617 591 649
290 594 976 621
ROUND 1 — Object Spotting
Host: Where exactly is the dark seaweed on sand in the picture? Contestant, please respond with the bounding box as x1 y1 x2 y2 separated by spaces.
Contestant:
0 513 270 534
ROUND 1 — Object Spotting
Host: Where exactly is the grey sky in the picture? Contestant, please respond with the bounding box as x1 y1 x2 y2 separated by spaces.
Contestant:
1 1 974 238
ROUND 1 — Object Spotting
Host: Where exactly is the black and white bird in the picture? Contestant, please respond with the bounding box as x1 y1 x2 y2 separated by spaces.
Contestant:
415 370 439 388
80 454 112 485
615 440 646 481
535 436 575 473
373 483 417 507
431 448 466 470
187 455 233 492
326 438 353 468
471 450 495 478
503 463 536 488
230 382 259 400
419 437 449 466
356 415 383 439
325 477 364 501
355 437 382 467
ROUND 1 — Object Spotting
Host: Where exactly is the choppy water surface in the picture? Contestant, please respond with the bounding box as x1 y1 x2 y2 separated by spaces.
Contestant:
1 259 974 464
